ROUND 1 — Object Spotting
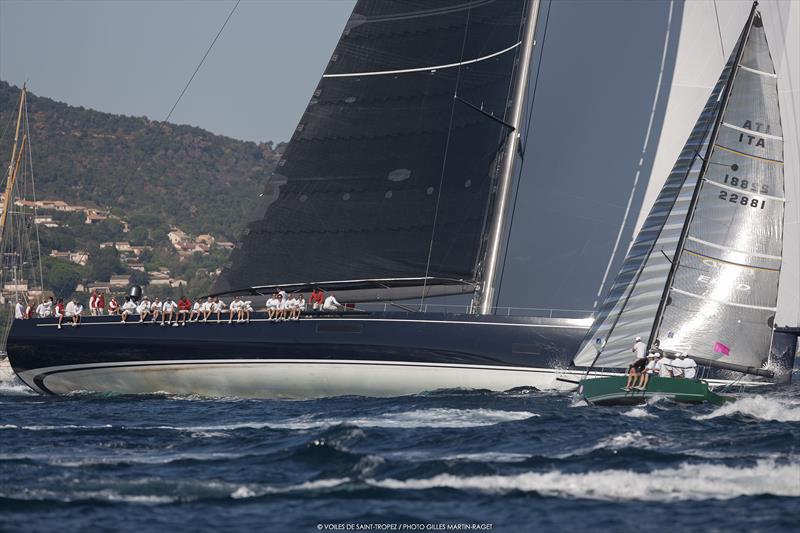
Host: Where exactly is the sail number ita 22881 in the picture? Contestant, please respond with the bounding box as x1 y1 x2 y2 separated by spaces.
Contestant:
717 174 767 209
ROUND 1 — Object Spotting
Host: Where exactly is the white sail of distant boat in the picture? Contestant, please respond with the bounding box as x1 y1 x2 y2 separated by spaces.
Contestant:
633 0 799 330
574 3 786 375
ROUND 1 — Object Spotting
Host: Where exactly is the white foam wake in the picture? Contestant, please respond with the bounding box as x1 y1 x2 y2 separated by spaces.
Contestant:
695 396 800 422
366 459 800 501
185 408 538 431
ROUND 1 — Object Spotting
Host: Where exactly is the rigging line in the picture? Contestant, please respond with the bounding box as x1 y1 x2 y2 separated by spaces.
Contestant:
420 6 473 308
712 0 726 59
495 0 552 295
163 0 241 124
591 0 675 309
23 96 45 293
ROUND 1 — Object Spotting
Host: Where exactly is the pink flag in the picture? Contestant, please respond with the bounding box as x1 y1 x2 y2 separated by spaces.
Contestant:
714 341 731 356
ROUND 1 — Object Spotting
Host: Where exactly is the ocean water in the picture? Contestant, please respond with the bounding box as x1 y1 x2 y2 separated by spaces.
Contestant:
1 380 798 532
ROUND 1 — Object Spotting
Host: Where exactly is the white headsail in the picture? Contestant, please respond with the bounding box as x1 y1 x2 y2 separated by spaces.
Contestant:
574 5 784 372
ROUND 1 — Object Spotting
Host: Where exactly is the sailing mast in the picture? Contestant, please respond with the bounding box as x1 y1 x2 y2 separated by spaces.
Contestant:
477 0 542 315
1 85 27 243
647 2 759 347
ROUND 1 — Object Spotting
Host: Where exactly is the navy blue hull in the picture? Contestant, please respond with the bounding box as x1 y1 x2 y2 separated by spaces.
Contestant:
6 312 591 397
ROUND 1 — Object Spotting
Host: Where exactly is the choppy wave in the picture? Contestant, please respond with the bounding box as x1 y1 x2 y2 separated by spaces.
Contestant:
695 396 800 422
181 408 538 431
622 407 656 419
366 459 800 501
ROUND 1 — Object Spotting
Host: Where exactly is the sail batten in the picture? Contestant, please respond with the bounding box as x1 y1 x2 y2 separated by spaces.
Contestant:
574 5 784 373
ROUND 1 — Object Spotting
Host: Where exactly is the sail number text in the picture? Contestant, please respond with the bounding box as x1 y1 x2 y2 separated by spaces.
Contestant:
717 174 767 209
718 190 766 209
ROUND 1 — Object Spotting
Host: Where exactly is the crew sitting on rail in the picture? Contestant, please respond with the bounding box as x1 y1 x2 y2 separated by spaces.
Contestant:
275 293 288 321
120 296 137 323
189 299 201 322
322 292 343 312
54 298 65 329
177 296 191 325
66 297 83 327
266 292 279 320
291 295 306 320
151 297 164 323
633 351 659 390
136 296 151 323
623 336 648 391
25 301 35 319
14 300 25 320
670 352 697 379
35 297 53 318
200 297 212 322
108 296 119 315
228 296 242 324
310 288 325 311
682 353 697 379
210 297 225 323
162 297 178 326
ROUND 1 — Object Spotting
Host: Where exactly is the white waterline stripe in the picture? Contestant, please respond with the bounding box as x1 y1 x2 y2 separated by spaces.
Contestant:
703 178 785 201
671 287 777 311
322 41 521 78
687 236 782 260
721 122 783 140
739 64 778 78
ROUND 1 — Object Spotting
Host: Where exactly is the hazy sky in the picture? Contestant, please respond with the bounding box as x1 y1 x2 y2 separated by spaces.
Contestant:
0 0 356 143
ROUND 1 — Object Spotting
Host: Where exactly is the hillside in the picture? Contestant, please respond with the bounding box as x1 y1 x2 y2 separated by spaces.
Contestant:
0 80 283 239
0 80 286 303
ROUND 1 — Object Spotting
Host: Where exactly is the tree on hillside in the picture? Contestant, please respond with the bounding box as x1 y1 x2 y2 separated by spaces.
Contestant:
88 246 124 282
41 257 84 298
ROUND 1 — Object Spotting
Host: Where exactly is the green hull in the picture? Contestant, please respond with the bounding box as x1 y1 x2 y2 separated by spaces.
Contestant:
578 376 731 406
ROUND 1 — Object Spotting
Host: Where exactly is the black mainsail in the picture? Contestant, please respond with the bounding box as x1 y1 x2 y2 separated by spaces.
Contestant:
215 0 533 300
573 4 785 375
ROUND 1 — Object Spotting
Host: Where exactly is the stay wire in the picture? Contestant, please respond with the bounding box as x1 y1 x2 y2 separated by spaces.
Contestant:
23 96 45 293
164 0 241 124
495 0 552 296
420 7 473 308
712 0 726 59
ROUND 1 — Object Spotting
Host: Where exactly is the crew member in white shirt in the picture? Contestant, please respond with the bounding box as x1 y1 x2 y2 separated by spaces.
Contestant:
266 293 278 321
68 298 83 327
275 294 288 321
161 298 177 326
36 298 52 318
295 295 306 320
201 297 213 322
322 293 343 312
190 300 201 322
212 297 226 323
228 296 242 324
677 352 697 379
634 351 658 390
121 297 137 324
137 297 151 323
14 300 25 320
242 300 253 323
670 352 686 378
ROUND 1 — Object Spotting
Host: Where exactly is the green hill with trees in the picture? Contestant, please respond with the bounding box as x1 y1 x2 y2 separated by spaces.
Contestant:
0 80 285 303
0 80 283 239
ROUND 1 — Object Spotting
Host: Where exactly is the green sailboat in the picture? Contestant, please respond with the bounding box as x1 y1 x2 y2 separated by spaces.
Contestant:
572 2 794 406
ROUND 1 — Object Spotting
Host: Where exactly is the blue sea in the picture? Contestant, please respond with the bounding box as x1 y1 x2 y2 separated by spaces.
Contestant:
1 379 798 532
